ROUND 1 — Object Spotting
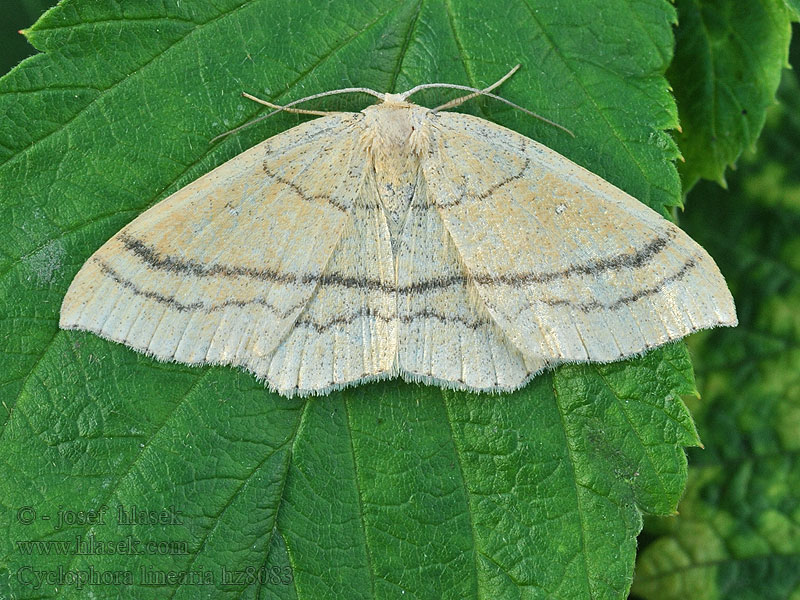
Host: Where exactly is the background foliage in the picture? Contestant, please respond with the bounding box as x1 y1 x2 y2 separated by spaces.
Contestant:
0 1 796 599
633 27 800 600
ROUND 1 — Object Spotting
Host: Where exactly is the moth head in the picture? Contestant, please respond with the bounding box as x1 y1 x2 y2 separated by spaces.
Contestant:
382 92 409 105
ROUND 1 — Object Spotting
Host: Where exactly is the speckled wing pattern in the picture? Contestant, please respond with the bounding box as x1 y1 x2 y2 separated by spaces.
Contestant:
60 112 381 388
61 99 736 398
395 172 547 390
422 111 737 366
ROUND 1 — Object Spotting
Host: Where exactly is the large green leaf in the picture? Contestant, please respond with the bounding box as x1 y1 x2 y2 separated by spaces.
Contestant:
1 1 703 598
633 65 800 600
668 0 794 192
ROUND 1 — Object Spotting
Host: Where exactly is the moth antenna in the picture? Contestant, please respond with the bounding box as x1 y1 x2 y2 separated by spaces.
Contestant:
401 65 575 138
242 93 331 117
403 64 520 105
210 86 385 144
436 87 573 137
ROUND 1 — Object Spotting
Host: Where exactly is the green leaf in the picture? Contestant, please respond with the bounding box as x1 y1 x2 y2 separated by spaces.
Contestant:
633 66 800 600
668 0 794 192
785 0 800 19
0 1 701 598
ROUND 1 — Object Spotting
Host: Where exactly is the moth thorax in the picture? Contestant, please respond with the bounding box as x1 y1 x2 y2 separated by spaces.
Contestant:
361 103 430 156
361 104 428 246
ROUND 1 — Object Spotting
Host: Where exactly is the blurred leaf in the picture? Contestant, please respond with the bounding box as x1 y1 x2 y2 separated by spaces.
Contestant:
633 67 800 600
669 0 793 192
0 0 54 75
0 1 704 598
785 0 800 19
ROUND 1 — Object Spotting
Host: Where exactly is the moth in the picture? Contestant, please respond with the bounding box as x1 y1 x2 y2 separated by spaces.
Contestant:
60 67 737 397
